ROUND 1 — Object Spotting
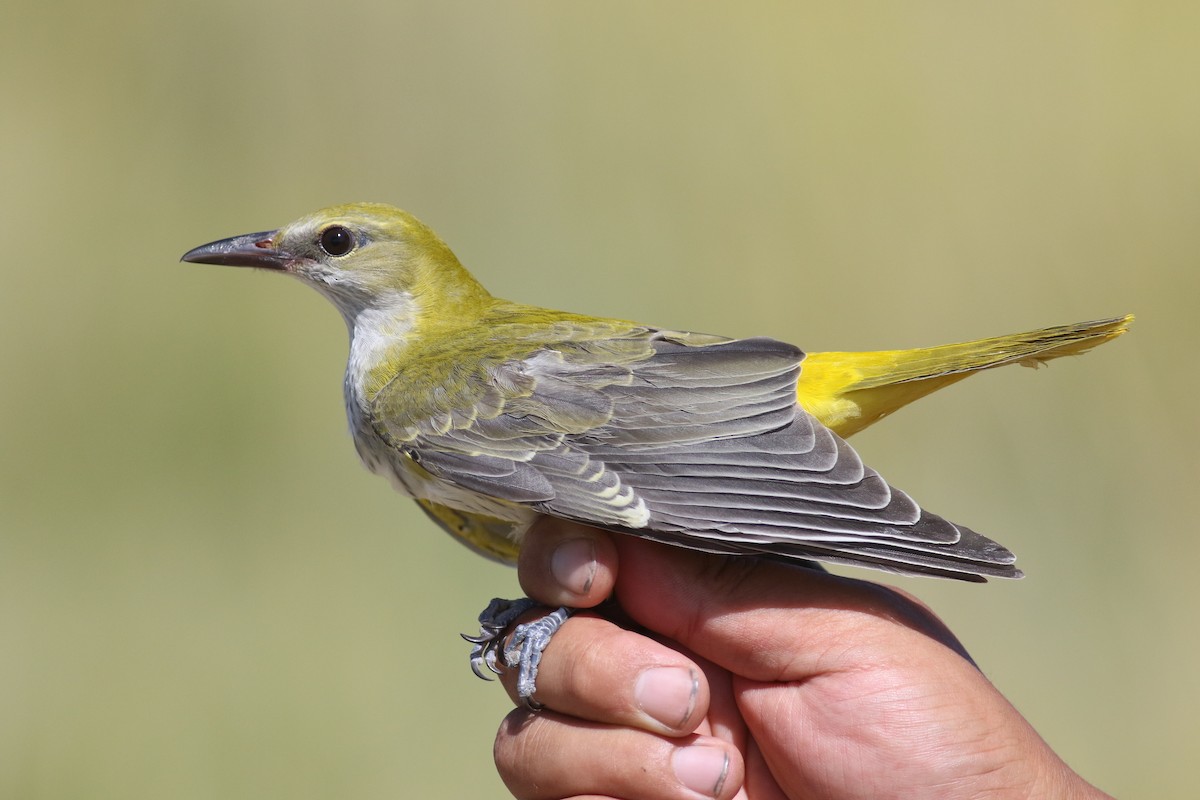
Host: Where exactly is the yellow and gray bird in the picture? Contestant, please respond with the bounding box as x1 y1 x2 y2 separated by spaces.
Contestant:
182 203 1130 697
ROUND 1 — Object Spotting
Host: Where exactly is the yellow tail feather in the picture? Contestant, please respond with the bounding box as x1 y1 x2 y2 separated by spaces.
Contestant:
798 315 1134 438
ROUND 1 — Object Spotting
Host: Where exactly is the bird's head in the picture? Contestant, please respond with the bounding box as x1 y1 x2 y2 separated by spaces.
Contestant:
182 203 492 326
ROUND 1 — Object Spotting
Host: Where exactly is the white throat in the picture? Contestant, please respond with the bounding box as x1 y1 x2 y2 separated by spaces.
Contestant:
341 290 418 412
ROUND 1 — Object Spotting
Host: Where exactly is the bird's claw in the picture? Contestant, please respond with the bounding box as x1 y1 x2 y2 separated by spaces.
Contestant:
463 597 574 709
463 597 538 679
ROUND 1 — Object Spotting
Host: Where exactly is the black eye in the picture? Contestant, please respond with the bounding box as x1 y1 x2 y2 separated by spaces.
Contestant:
319 226 355 256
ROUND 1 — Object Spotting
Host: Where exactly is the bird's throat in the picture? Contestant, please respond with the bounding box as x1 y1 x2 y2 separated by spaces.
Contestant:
344 292 421 411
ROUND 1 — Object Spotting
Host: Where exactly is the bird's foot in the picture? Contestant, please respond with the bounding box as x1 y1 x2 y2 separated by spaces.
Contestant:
463 597 574 709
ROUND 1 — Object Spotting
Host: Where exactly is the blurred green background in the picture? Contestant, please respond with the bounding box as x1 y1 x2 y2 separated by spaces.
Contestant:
2 1 1197 797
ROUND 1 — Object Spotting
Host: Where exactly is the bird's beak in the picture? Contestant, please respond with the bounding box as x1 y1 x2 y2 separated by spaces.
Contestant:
180 230 288 270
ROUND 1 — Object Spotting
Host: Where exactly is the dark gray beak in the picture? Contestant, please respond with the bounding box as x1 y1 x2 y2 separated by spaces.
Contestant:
180 230 287 270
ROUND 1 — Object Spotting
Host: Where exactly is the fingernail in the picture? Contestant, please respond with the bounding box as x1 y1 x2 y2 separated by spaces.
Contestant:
672 743 730 798
635 666 699 729
550 538 596 596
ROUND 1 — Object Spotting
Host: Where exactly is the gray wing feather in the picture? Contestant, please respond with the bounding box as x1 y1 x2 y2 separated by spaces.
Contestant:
636 521 1015 582
416 450 555 503
402 329 1020 580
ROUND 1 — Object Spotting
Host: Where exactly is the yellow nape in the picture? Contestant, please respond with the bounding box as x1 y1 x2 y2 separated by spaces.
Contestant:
798 315 1133 438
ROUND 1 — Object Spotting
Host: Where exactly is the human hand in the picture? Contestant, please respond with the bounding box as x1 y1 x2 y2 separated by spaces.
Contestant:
491 518 1111 800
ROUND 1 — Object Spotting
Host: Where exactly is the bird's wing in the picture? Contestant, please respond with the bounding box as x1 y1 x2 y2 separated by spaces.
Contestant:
372 327 1019 581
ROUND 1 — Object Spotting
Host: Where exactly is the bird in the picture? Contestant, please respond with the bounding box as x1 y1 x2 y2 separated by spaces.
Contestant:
182 202 1131 699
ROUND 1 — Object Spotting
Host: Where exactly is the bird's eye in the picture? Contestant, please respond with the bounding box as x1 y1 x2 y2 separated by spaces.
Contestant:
319 226 355 257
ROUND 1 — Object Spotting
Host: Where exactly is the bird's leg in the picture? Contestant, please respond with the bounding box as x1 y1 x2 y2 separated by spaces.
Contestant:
463 597 574 709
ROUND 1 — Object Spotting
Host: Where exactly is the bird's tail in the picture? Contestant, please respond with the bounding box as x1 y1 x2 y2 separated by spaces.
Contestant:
798 315 1134 438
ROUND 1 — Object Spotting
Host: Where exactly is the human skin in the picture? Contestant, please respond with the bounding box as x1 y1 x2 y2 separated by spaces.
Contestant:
491 518 1112 800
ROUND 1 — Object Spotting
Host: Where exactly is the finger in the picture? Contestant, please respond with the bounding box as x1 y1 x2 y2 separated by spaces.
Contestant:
610 536 973 682
494 707 744 800
498 613 710 736
518 518 619 608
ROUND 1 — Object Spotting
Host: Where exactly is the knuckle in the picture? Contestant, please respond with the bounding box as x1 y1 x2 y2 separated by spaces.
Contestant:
492 708 553 796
